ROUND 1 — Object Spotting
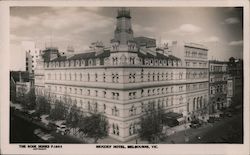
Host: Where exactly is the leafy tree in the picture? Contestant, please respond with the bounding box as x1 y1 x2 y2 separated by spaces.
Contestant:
16 85 26 106
50 100 68 120
10 79 16 103
66 104 81 135
79 113 108 143
36 95 51 115
139 108 165 143
24 87 36 110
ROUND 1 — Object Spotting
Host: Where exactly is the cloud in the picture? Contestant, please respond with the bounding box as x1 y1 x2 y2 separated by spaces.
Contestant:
229 40 243 46
203 36 220 43
133 24 156 35
10 7 115 51
224 17 240 24
10 16 40 29
169 24 202 35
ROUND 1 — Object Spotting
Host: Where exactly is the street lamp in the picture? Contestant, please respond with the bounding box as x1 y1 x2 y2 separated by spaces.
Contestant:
182 111 189 143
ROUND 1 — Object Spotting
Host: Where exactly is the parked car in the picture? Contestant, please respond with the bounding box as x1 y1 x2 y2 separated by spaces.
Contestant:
190 120 202 128
208 118 215 123
190 123 201 128
225 112 232 117
214 117 221 121
56 125 69 135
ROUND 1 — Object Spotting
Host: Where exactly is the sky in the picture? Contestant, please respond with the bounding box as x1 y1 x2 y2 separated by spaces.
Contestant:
10 7 243 71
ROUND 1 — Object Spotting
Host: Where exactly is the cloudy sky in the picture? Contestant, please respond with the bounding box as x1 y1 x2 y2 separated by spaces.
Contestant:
10 7 243 70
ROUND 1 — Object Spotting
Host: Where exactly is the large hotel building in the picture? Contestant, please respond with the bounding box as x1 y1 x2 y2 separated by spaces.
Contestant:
34 8 209 142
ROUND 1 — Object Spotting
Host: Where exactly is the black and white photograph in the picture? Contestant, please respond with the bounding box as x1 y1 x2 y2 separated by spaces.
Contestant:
1 1 249 154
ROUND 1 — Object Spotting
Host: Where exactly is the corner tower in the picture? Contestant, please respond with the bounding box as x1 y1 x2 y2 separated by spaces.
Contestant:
113 8 134 45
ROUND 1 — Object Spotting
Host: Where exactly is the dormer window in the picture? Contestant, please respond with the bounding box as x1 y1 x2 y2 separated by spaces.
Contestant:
88 59 93 66
76 60 79 67
81 60 85 66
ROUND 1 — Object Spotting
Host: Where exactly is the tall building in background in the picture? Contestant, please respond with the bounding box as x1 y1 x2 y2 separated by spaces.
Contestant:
169 41 209 120
227 57 243 106
34 8 210 142
22 41 41 73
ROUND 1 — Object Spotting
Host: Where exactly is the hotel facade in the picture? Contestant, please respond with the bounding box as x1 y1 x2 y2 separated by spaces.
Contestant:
34 8 209 142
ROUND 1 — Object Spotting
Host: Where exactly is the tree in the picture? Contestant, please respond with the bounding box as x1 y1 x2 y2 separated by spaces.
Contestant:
24 87 36 110
79 113 108 143
16 85 26 106
36 95 51 115
139 108 165 143
50 100 68 120
66 104 81 135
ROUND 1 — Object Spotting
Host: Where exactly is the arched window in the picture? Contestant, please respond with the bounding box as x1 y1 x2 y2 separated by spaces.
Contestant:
103 104 106 113
87 73 90 81
129 123 136 135
141 102 144 113
88 101 91 111
80 73 83 81
95 73 98 82
193 98 196 111
81 60 85 66
129 105 136 116
88 59 93 66
76 60 79 66
112 106 119 116
94 102 98 112
60 61 64 67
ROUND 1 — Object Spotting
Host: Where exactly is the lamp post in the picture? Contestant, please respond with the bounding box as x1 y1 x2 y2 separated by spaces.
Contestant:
183 111 189 143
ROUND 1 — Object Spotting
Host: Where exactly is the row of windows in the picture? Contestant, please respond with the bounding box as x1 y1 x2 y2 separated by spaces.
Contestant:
46 71 187 83
186 62 207 68
45 56 183 68
210 76 227 83
50 93 184 118
187 96 207 112
186 83 208 91
185 51 207 58
186 71 208 79
210 85 227 95
46 58 103 68
46 81 208 102
210 65 227 72
47 85 120 100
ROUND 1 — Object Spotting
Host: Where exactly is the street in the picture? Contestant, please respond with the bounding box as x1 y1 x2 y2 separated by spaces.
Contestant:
10 110 85 143
162 112 243 144
10 105 243 144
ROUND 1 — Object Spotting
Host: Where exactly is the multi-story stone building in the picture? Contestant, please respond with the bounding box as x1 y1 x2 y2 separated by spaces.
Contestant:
34 8 209 142
208 60 228 113
169 41 209 120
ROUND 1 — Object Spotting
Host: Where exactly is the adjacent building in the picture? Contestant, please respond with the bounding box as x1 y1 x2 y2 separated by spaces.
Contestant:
34 8 209 142
22 41 41 73
227 57 243 106
10 71 32 100
208 60 228 114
